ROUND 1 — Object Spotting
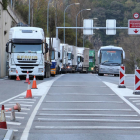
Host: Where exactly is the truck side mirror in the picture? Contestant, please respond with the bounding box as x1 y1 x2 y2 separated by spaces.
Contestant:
60 59 62 63
45 43 48 53
58 52 60 58
6 42 9 52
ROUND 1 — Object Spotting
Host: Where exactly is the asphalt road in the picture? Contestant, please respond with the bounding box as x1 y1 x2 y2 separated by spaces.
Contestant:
1 73 140 140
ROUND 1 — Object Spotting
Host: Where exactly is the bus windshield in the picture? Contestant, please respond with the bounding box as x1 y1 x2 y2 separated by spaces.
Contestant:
11 43 42 53
100 50 122 65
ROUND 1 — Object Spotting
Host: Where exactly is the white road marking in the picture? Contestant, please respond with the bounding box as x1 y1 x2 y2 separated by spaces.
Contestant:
4 104 32 107
35 126 140 130
129 98 140 100
9 101 34 104
7 122 21 125
45 101 123 103
6 116 24 119
103 81 140 115
13 130 18 132
133 100 140 102
5 112 27 115
14 99 36 101
19 97 38 99
37 118 140 122
52 85 107 87
5 108 30 111
53 94 115 96
42 108 132 111
38 113 137 117
20 75 63 140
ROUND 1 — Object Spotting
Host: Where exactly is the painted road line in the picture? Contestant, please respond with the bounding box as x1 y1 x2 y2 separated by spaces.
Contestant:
6 116 24 119
14 99 36 101
9 101 34 104
7 122 21 125
129 98 140 100
45 101 123 103
133 100 140 102
42 108 133 111
54 94 116 96
103 81 140 116
37 118 140 122
35 126 140 130
13 130 18 132
20 75 63 140
38 113 138 117
5 112 28 115
4 104 32 107
52 85 107 87
19 97 38 99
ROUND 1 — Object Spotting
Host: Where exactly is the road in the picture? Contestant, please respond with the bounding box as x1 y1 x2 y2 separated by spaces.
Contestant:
1 73 140 140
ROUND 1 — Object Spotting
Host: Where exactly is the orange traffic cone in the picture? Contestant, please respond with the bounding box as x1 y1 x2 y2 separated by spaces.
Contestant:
32 76 38 89
16 70 20 81
5 103 21 112
0 105 7 129
25 71 30 83
25 81 33 98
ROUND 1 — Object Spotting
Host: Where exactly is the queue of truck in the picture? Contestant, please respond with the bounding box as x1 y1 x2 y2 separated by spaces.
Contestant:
5 25 97 80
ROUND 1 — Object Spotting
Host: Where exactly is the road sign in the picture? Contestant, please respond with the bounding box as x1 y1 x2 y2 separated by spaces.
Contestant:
83 19 93 35
134 69 140 94
106 19 116 35
128 19 140 35
133 13 139 19
118 66 126 88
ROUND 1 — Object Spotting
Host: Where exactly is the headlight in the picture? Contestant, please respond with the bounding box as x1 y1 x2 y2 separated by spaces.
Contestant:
61 66 64 68
38 68 43 72
91 67 94 70
11 68 16 72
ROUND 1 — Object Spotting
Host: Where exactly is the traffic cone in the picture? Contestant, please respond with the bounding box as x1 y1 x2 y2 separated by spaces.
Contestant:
10 107 16 121
25 71 30 83
5 103 21 112
25 81 33 98
0 105 7 129
16 70 20 81
32 76 38 89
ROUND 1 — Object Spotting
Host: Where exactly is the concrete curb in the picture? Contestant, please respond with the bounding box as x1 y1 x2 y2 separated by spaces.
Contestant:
3 130 14 140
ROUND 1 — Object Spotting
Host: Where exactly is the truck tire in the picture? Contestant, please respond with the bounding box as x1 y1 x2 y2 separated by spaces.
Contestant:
39 76 44 80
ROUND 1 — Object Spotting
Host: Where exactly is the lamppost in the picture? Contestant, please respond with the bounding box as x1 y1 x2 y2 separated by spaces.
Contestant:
76 9 91 47
64 3 80 44
28 0 30 26
47 0 52 35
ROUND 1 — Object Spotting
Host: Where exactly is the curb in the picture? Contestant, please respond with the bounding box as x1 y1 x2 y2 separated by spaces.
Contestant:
3 129 14 140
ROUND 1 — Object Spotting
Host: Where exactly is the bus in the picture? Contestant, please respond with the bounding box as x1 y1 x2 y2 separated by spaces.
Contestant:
88 49 95 72
98 45 125 76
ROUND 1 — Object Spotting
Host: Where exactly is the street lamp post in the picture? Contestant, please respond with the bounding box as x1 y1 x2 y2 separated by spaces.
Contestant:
76 9 91 47
64 3 80 44
47 0 52 35
28 0 30 26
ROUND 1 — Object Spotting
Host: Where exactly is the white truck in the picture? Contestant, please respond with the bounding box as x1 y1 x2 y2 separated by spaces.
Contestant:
83 48 89 73
60 43 68 74
72 46 77 72
6 27 50 80
76 47 84 72
46 37 60 76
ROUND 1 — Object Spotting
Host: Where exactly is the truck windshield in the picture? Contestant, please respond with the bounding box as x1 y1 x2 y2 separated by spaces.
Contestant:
11 43 42 53
100 50 122 65
89 56 94 62
51 50 55 60
68 53 72 60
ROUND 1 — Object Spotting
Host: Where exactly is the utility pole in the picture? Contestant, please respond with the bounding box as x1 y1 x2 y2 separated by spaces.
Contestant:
28 0 30 26
31 0 34 26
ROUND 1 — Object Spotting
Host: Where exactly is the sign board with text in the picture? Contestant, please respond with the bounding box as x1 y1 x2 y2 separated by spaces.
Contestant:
106 19 116 35
128 19 140 35
83 19 93 35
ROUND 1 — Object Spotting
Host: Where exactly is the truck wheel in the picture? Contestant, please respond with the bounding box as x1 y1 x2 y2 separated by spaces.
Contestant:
39 76 44 80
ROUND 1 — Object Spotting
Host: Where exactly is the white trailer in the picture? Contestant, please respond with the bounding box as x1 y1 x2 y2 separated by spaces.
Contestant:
6 27 50 80
72 46 77 72
60 43 68 73
83 48 89 73
76 47 84 72
67 45 73 72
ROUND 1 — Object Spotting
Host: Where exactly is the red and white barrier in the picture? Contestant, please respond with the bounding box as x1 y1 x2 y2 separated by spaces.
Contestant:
134 69 140 94
118 66 126 88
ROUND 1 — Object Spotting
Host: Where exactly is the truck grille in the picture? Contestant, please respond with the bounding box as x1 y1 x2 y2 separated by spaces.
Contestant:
18 61 36 63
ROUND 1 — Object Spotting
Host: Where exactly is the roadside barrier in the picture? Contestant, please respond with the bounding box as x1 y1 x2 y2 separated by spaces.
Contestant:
25 81 33 98
6 103 21 112
16 70 20 81
133 69 140 94
10 107 16 121
118 66 126 88
0 105 7 129
32 76 38 89
25 71 30 83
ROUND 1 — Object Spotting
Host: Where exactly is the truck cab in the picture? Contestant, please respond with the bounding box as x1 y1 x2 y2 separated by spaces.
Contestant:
6 27 49 80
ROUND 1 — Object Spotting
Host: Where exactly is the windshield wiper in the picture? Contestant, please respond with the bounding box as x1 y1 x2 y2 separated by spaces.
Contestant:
101 60 112 64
